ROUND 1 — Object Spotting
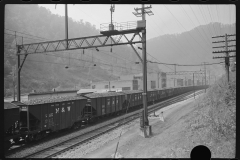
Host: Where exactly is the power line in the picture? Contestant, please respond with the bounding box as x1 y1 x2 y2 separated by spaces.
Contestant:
206 5 217 36
4 29 144 72
163 5 209 61
215 5 221 35
5 28 160 73
5 46 157 74
4 32 45 42
5 18 209 73
5 54 144 74
145 52 174 72
180 5 211 48
189 5 213 45
148 60 224 66
5 28 48 40
198 5 214 36
75 5 101 24
148 9 192 62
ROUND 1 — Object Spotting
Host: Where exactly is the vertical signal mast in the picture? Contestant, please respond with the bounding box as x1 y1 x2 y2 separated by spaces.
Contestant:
110 4 115 52
110 4 115 26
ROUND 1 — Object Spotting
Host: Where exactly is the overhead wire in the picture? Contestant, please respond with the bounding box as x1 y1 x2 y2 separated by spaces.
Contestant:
151 7 194 58
143 19 185 71
148 60 224 66
5 42 161 75
4 31 216 75
189 5 212 41
163 5 210 61
215 5 221 35
206 5 217 36
75 5 101 24
149 6 203 72
5 28 48 40
5 5 227 76
5 28 162 74
4 32 45 42
198 5 214 36
180 5 212 48
5 27 155 72
5 53 146 74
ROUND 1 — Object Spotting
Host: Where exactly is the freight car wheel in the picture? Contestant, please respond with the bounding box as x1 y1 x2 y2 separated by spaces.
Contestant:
71 123 78 130
35 133 42 141
4 141 12 151
25 136 30 143
29 134 35 142
13 138 20 144
25 134 34 143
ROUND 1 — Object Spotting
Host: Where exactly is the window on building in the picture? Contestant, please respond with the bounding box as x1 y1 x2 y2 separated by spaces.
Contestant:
112 86 115 88
92 85 96 89
105 85 109 89
151 81 156 89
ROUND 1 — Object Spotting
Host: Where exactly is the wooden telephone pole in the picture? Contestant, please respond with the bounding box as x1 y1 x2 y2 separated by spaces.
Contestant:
212 34 236 82
133 4 153 137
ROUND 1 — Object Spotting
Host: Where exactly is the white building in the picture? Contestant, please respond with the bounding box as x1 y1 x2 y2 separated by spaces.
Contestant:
91 79 138 91
90 72 167 91
121 72 166 90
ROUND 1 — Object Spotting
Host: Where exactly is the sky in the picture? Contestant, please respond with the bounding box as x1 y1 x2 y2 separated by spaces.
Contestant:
38 4 236 40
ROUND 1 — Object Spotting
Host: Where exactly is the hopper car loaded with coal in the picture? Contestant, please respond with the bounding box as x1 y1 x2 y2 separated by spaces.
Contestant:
4 85 207 150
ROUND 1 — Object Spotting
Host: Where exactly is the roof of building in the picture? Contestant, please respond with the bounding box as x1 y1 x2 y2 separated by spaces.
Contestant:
91 79 134 84
4 102 19 109
120 90 143 94
77 89 98 94
28 90 78 96
84 92 126 98
11 101 27 106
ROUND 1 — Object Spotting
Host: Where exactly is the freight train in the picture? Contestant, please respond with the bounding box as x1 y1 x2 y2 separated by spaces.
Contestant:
4 85 207 150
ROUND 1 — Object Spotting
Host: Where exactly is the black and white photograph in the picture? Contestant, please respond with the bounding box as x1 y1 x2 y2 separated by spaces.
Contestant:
4 3 236 158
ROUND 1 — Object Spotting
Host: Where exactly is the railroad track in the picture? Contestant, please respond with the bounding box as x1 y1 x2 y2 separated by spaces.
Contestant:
23 90 204 158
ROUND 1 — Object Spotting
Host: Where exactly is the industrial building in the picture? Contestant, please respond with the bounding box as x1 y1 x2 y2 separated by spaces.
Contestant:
91 79 138 91
90 72 167 91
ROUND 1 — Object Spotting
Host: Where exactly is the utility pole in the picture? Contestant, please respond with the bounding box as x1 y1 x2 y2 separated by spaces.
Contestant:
209 70 210 85
193 73 195 99
12 65 16 101
203 62 207 93
157 72 160 89
174 64 176 87
109 81 111 91
133 4 153 137
212 34 236 83
110 4 115 52
65 4 68 49
185 76 187 86
110 4 115 29
17 48 21 101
